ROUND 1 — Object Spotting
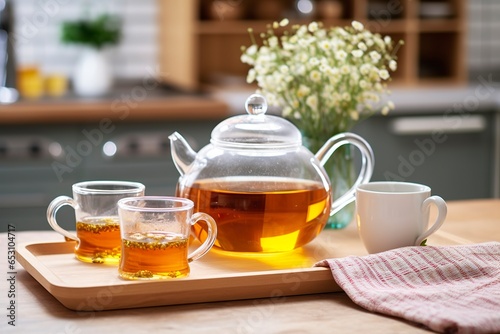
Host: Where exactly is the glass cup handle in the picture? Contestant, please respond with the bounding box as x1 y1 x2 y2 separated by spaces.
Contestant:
415 196 447 246
46 196 78 241
188 212 217 263
315 132 375 216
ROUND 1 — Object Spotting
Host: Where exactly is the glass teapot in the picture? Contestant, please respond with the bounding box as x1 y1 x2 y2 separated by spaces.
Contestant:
169 94 374 253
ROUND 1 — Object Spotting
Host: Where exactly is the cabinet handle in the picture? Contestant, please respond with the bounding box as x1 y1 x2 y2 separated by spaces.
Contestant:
390 115 486 135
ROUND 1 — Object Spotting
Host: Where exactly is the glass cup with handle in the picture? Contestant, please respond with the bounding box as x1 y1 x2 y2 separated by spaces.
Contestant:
47 180 145 264
117 196 217 280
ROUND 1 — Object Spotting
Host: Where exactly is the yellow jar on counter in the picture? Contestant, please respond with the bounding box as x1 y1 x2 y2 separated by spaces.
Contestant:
45 74 68 97
17 66 68 99
17 66 44 99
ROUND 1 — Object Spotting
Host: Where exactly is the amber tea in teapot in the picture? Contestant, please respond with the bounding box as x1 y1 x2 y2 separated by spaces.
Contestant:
177 176 331 253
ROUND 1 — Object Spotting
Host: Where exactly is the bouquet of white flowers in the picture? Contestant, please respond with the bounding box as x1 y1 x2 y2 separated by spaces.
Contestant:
241 19 401 139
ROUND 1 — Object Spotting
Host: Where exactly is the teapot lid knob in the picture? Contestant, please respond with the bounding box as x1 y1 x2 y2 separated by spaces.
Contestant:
210 93 301 148
245 94 267 115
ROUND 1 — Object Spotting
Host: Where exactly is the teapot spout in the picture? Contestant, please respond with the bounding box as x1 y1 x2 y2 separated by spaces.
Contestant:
169 132 197 176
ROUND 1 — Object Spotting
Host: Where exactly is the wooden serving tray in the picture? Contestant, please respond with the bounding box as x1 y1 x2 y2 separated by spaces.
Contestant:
16 226 466 312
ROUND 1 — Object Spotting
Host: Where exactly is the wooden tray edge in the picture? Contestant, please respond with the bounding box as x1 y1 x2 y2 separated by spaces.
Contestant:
16 241 339 311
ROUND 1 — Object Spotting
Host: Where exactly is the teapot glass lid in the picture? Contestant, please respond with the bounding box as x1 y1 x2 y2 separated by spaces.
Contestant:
210 94 302 149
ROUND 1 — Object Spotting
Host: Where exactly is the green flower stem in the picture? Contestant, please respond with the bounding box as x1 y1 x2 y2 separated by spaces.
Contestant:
303 135 356 229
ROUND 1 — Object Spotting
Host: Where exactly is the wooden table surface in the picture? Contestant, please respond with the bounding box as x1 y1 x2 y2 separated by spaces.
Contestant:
1 199 499 333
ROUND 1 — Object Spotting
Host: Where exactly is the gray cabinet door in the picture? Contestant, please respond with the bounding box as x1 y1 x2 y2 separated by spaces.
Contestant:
0 120 220 231
353 111 495 200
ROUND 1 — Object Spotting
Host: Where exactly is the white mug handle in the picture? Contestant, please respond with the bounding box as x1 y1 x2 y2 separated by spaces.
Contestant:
414 196 447 246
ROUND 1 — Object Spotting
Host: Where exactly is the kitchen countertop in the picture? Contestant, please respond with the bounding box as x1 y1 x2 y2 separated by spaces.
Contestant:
2 199 499 333
213 84 500 115
2 83 500 125
0 84 230 124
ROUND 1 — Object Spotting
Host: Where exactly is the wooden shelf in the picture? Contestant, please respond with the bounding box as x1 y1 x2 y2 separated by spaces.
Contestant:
158 0 467 91
0 94 229 124
197 19 355 34
418 19 465 32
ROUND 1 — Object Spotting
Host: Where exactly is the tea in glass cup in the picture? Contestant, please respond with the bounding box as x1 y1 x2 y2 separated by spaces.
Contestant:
117 196 217 280
47 180 145 264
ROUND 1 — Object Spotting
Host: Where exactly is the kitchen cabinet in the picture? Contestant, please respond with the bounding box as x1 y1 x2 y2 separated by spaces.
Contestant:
0 119 222 231
158 0 467 91
0 125 80 230
353 109 497 201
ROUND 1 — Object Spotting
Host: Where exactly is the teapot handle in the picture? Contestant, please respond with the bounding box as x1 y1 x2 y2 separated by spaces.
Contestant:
315 132 375 217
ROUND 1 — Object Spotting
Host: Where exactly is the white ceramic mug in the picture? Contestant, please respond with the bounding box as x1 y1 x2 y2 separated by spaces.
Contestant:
356 181 447 254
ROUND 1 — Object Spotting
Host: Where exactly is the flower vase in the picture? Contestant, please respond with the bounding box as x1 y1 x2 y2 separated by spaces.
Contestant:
303 136 356 229
73 48 112 97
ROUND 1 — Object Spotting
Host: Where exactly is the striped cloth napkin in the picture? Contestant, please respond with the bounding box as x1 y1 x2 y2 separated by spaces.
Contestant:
314 242 500 334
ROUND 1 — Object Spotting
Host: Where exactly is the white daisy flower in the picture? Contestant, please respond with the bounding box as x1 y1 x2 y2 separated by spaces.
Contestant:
379 69 390 80
310 70 321 82
340 65 350 75
279 18 289 27
352 21 364 31
369 51 381 63
350 110 359 120
308 22 319 32
351 50 363 58
246 69 256 83
335 50 347 61
297 85 311 98
389 60 397 71
306 94 318 109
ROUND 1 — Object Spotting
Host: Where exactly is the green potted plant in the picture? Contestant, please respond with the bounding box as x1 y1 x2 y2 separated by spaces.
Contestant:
61 14 121 97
